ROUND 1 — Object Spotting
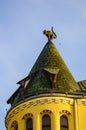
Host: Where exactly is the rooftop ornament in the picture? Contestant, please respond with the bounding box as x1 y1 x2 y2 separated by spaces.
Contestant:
43 27 57 41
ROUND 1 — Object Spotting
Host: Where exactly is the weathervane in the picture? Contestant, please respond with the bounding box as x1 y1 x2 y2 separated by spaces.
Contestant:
43 27 57 41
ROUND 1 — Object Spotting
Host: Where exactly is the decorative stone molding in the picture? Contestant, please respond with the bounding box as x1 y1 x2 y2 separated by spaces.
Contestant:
40 109 52 115
22 113 33 120
59 110 71 115
5 97 73 127
11 120 18 128
77 99 86 105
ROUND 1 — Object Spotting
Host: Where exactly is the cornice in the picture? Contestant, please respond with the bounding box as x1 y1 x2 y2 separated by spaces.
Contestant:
5 96 73 128
77 99 86 105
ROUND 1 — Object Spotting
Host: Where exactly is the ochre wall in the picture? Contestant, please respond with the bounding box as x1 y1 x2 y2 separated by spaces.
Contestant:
5 96 86 130
77 99 86 130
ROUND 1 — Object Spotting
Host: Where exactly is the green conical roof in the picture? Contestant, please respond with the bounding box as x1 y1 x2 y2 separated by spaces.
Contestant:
25 41 80 94
7 40 80 106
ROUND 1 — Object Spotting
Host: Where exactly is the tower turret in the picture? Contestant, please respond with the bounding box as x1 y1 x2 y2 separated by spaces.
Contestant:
5 28 86 130
7 28 80 106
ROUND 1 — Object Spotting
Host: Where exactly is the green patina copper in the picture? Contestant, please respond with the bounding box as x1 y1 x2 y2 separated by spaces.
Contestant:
26 41 80 93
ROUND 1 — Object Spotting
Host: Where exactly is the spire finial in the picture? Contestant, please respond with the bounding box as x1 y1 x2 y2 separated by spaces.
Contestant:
43 27 57 41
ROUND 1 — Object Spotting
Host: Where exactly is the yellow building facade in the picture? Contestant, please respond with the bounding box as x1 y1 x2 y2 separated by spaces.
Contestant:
5 29 86 130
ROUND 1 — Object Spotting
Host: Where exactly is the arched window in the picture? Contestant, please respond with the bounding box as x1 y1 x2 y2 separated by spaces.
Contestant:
42 114 51 130
60 115 68 130
26 118 33 130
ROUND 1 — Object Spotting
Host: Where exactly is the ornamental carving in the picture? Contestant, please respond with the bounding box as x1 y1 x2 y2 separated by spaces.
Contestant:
5 97 73 127
77 99 86 105
40 109 52 115
22 113 33 120
59 110 71 115
43 27 57 41
11 120 18 128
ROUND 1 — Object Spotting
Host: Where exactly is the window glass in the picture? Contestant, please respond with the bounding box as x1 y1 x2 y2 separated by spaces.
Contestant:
61 116 68 125
26 118 33 130
43 127 50 130
42 115 51 130
61 128 68 130
60 115 68 130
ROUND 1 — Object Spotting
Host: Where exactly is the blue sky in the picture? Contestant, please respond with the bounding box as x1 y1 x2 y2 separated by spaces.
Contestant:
1 0 86 129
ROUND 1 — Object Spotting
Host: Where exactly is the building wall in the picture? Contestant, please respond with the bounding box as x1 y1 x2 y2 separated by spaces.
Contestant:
5 96 86 130
77 99 86 130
